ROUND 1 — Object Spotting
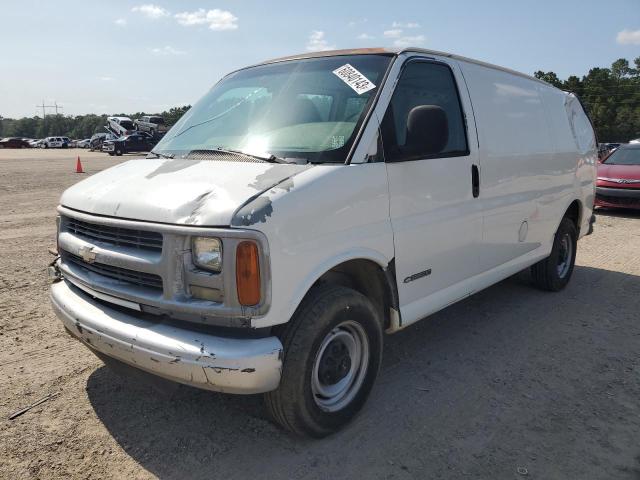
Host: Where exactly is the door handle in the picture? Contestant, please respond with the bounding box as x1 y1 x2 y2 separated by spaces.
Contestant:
471 164 480 198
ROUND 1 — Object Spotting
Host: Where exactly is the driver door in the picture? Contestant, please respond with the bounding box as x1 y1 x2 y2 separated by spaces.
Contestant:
383 58 483 326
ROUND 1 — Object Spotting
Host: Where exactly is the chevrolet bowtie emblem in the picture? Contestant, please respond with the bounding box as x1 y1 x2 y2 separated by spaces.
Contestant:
78 246 97 264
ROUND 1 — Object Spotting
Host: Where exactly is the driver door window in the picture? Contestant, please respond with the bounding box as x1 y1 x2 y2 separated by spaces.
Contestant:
381 61 469 162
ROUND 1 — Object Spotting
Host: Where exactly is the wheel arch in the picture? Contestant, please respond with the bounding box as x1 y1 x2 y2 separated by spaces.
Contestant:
562 199 582 235
286 252 400 333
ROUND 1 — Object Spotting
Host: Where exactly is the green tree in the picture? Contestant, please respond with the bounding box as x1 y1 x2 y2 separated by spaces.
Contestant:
534 70 563 88
611 58 631 79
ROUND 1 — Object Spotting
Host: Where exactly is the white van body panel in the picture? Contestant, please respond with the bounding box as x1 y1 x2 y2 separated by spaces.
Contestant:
56 52 596 334
51 49 596 395
541 88 597 236
459 61 559 271
233 163 395 329
368 52 597 328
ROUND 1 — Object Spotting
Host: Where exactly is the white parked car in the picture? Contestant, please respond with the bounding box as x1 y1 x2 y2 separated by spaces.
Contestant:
50 48 597 437
41 136 66 148
630 138 640 144
76 138 91 148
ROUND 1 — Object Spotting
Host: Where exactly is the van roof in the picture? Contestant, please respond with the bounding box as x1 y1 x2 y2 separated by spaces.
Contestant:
253 47 550 87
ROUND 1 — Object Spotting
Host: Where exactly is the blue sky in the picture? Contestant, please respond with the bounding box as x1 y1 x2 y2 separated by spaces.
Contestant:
1 0 638 118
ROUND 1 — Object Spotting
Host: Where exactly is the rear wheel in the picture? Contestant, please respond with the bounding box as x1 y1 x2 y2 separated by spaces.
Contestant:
265 284 383 437
531 217 577 291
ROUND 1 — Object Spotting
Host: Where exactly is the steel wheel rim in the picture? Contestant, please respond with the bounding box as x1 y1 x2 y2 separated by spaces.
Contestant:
311 320 369 412
556 233 573 278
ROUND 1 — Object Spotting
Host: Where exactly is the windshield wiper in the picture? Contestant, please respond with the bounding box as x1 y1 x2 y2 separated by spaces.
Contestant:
189 147 298 164
147 151 175 159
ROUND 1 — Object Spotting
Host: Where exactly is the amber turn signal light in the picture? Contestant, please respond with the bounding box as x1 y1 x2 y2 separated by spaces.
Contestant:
236 241 261 306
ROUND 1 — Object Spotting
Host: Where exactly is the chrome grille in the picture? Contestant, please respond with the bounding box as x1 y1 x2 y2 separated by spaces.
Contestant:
62 251 163 291
64 216 163 252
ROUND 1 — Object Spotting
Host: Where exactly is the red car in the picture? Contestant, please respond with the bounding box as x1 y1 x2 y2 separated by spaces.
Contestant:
596 143 640 210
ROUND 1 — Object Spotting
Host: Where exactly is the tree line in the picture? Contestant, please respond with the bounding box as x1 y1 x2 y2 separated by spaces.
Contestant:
0 106 190 140
1 56 639 142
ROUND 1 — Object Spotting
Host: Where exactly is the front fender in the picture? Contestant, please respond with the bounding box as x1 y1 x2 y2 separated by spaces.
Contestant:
243 163 395 329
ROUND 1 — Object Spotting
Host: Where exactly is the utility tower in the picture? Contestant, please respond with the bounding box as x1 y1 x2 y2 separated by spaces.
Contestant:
36 100 64 118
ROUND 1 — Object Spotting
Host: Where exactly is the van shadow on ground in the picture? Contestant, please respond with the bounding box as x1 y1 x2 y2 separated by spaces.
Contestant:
87 266 640 480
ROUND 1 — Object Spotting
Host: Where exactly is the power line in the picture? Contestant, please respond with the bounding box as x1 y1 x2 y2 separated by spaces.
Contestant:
35 100 63 118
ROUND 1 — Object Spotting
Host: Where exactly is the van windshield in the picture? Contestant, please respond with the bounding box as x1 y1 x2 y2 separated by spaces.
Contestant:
152 54 393 163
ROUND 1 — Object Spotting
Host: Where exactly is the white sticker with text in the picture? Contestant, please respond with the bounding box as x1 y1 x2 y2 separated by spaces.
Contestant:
332 64 376 95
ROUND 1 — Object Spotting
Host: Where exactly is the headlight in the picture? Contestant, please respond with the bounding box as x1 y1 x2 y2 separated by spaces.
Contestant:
192 237 222 272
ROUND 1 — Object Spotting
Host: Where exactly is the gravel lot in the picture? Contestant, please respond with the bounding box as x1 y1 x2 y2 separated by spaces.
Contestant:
0 148 639 479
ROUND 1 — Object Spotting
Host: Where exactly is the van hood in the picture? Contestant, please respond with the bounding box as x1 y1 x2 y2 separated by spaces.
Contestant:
60 158 311 226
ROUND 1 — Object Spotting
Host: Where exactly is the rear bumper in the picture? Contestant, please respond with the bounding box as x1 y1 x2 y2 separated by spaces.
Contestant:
50 280 283 394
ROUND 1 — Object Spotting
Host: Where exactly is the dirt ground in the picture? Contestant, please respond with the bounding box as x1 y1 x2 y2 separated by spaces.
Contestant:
0 148 639 480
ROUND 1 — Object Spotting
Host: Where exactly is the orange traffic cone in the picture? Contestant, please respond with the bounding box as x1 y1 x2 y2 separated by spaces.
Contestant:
75 156 84 174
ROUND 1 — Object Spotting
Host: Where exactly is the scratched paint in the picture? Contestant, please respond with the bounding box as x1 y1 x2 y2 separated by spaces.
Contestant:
60 159 311 226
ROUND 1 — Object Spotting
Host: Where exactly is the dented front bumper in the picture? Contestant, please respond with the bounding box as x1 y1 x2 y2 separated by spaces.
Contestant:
50 281 283 394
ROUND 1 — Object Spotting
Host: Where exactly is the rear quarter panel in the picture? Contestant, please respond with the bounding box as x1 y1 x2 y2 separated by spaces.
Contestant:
540 87 597 237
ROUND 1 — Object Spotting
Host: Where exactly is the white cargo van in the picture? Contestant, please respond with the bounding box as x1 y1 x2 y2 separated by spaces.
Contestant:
50 48 596 437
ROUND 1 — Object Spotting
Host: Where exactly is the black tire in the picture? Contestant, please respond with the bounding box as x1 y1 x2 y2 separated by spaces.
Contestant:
108 152 114 156
115 148 123 156
531 217 577 291
265 284 383 437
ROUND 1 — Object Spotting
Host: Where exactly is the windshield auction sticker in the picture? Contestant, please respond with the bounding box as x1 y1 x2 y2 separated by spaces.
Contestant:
333 64 376 95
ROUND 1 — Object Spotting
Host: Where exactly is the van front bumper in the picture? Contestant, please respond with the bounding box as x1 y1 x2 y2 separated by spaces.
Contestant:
50 281 283 394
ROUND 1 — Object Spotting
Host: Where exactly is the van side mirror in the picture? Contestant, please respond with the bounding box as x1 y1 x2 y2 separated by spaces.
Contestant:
404 105 449 156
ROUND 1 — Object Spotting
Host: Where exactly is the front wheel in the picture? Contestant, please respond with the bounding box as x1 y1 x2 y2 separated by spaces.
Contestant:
531 217 577 291
265 284 383 437
115 148 123 156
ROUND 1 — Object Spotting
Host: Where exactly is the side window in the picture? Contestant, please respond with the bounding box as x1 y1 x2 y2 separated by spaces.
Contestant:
381 61 468 162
